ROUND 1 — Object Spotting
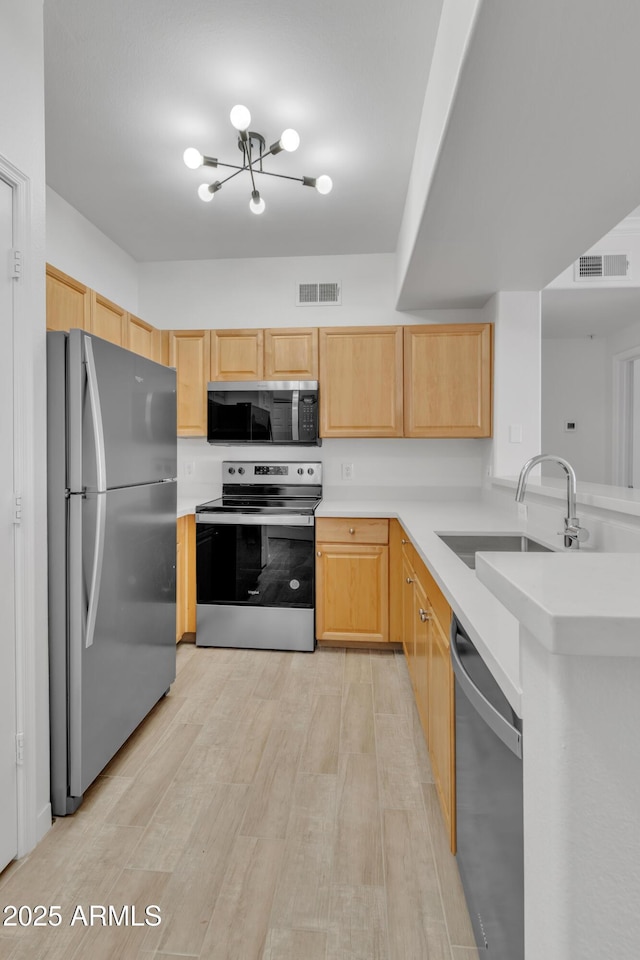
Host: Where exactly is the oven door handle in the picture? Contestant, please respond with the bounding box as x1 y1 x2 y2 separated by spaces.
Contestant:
450 616 522 759
196 513 314 527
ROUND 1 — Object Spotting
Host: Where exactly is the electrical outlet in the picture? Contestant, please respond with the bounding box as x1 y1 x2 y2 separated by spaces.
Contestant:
341 463 354 481
184 460 195 477
517 503 528 521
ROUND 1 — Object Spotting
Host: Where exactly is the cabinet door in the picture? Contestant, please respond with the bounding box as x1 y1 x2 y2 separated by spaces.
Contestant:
126 313 162 363
169 330 211 436
89 290 127 346
428 614 456 850
414 576 430 738
316 542 389 643
264 327 318 379
401 549 417 675
210 329 263 381
46 264 91 332
404 323 492 437
319 326 404 437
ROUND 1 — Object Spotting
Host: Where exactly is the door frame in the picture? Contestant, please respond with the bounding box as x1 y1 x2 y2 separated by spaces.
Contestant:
612 344 640 487
0 153 48 858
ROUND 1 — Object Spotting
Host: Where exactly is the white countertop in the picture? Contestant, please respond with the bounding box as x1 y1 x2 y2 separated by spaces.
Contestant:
476 551 640 656
317 497 533 713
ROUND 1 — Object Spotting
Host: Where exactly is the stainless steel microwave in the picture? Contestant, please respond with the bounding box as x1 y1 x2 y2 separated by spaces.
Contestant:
207 381 321 445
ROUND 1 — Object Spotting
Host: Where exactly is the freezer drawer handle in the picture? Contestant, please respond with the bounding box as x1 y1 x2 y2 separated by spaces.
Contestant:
84 336 108 647
450 616 522 759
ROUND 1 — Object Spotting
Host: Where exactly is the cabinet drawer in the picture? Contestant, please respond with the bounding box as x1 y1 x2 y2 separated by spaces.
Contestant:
316 517 389 545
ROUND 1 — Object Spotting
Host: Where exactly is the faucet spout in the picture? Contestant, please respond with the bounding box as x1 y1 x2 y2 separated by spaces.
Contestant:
515 454 586 549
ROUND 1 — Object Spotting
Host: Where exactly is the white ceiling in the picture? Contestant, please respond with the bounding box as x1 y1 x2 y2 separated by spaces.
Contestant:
43 0 443 263
542 287 640 339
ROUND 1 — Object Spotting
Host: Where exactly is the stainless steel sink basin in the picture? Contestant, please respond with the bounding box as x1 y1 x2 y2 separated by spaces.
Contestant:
437 533 554 569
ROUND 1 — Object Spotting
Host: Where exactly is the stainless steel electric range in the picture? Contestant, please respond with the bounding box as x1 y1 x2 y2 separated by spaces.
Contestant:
195 460 322 651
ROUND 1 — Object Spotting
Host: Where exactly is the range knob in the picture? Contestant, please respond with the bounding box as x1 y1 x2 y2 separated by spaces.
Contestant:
307 468 314 475
297 467 304 475
238 467 245 475
228 467 236 475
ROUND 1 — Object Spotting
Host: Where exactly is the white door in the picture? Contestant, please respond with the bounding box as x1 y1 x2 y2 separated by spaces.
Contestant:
0 176 18 870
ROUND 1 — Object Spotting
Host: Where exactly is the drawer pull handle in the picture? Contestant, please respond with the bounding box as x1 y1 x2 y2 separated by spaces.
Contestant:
316 551 322 557
419 608 430 622
406 577 414 584
349 527 355 534
401 538 409 544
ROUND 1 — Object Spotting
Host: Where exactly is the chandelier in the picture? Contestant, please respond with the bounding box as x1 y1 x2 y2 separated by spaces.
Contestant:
183 104 333 216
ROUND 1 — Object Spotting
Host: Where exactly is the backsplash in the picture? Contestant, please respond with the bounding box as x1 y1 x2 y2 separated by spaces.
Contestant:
178 436 491 507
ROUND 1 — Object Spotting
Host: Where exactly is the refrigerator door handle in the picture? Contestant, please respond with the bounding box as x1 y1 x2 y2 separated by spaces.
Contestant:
84 335 107 493
85 492 106 649
83 335 107 648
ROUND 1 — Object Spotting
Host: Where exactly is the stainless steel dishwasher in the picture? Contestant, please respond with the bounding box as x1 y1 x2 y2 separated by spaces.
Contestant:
450 615 524 960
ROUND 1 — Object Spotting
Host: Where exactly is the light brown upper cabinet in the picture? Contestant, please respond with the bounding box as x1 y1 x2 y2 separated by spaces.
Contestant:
210 328 264 381
404 323 492 437
46 264 91 332
264 327 318 379
169 330 211 436
126 313 162 363
319 326 404 437
88 290 127 347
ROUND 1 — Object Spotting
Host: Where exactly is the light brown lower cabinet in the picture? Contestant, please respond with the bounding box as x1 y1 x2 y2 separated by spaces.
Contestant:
397 522 456 852
315 517 389 644
176 515 196 643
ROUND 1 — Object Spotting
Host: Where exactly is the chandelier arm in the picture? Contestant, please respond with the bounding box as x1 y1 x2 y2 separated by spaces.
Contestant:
215 167 249 187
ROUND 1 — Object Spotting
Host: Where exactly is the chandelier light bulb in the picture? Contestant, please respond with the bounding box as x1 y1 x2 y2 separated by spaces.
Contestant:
280 128 300 152
183 147 204 169
315 174 333 195
249 191 266 215
230 104 251 131
197 183 214 202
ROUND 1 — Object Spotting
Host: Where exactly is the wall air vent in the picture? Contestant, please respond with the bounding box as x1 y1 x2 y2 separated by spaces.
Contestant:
574 254 630 280
296 281 341 306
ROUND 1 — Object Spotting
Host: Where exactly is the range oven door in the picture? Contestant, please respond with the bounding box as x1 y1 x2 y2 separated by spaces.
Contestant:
195 513 316 652
196 514 315 609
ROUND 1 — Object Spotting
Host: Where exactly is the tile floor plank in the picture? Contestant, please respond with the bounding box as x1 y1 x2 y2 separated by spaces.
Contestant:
340 682 375 755
198 835 284 960
333 753 384 887
300 695 342 775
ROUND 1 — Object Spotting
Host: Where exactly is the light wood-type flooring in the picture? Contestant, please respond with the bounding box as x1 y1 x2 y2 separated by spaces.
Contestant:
0 644 479 960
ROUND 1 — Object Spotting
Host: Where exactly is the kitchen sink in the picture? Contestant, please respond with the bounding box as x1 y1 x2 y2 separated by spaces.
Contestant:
437 533 555 569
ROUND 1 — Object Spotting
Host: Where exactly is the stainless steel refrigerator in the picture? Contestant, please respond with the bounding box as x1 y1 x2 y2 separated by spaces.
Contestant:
47 329 177 816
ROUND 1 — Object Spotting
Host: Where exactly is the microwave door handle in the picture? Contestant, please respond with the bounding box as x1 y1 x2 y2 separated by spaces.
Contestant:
291 389 299 442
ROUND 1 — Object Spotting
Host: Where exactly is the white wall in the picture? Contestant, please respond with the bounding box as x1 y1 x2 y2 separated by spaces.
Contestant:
541 337 608 483
178 436 491 508
46 187 140 313
138 253 481 331
0 0 50 850
487 291 541 478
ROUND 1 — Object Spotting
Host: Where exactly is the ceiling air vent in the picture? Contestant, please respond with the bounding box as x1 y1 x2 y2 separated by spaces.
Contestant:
296 281 341 306
574 254 630 280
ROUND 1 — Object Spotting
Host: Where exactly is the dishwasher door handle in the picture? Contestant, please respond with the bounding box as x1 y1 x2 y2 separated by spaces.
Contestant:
450 617 522 759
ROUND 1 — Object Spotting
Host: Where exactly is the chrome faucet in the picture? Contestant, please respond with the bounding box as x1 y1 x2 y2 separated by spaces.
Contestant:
515 454 589 549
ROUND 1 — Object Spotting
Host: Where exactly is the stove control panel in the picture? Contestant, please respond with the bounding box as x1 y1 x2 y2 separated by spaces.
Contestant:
222 461 322 485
